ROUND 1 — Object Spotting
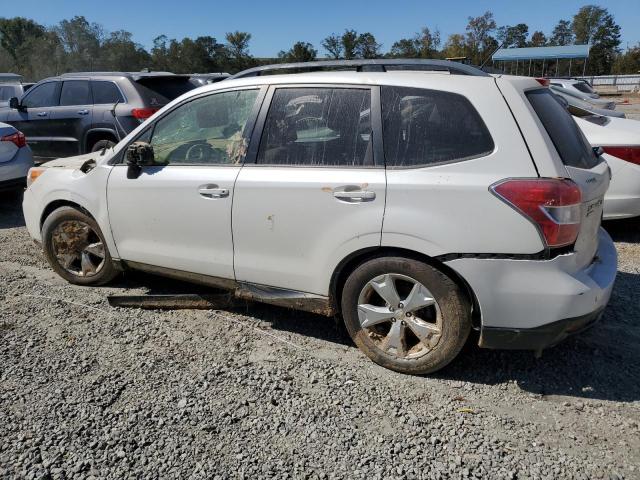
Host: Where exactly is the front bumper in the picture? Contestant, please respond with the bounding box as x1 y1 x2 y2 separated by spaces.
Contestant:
445 228 617 351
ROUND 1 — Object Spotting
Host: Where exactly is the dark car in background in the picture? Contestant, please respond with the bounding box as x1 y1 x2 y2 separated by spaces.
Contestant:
0 71 197 162
0 83 35 107
189 73 230 87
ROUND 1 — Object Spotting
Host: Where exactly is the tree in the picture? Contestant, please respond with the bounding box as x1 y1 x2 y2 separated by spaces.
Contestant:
100 30 150 71
497 23 529 48
0 17 45 66
356 32 381 58
465 11 497 64
390 27 441 58
55 16 103 71
278 41 317 62
442 33 466 59
321 30 381 59
322 33 343 59
573 5 621 74
389 38 420 58
613 44 640 74
549 20 573 46
528 31 547 47
223 31 255 72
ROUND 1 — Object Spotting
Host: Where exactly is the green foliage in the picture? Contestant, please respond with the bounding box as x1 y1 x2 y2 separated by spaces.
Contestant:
389 28 441 58
612 44 640 74
497 24 529 48
528 31 547 47
465 11 497 65
549 20 574 46
321 30 381 59
572 5 621 75
278 42 317 63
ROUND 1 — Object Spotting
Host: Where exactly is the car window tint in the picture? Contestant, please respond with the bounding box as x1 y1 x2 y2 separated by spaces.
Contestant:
573 82 595 94
22 82 58 108
150 89 259 165
527 88 600 169
134 77 195 106
381 86 493 167
92 81 124 104
257 88 372 167
60 80 91 106
0 86 12 101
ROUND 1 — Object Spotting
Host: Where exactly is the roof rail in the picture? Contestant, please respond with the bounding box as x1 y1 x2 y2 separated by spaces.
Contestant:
230 59 489 79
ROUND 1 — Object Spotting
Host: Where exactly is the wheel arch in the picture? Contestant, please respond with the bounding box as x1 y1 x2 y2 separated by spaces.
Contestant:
84 128 118 152
40 199 97 231
329 246 481 329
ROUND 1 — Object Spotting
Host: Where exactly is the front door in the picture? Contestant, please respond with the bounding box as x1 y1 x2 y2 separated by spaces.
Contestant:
107 87 262 280
233 86 386 295
50 79 93 157
5 80 60 161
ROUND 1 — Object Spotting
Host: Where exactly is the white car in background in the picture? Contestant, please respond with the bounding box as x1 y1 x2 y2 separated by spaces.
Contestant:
573 111 640 219
550 79 600 99
0 122 33 191
550 84 616 111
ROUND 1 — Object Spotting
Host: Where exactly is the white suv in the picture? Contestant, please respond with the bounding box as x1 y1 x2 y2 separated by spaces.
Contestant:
22 60 617 374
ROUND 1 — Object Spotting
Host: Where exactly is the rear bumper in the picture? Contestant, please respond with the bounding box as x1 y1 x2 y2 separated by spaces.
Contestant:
445 228 617 350
479 308 604 350
0 147 33 190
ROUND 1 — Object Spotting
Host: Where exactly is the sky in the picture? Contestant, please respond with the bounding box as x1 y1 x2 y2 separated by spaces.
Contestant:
7 0 640 57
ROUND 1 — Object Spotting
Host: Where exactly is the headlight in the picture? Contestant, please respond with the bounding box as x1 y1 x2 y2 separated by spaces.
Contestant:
26 167 45 188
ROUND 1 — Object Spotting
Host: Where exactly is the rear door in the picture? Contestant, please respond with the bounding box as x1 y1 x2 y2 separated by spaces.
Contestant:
232 85 386 295
50 79 93 157
525 88 609 266
4 80 60 160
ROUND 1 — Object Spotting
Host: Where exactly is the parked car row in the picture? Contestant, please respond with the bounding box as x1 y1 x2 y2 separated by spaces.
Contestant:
18 59 620 375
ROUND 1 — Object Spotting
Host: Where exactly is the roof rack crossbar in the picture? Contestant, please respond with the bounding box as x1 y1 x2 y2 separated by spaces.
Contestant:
230 59 488 79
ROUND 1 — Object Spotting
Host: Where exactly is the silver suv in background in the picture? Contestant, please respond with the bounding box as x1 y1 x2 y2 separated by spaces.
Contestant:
22 60 617 375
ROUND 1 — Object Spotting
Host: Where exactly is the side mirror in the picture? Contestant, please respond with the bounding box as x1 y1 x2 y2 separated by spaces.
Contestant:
593 146 604 157
9 97 22 111
126 141 155 166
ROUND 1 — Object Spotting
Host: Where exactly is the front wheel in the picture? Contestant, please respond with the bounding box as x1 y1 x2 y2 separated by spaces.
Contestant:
341 257 471 375
42 206 118 286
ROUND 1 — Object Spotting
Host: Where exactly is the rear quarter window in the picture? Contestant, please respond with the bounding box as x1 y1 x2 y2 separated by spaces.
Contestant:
381 86 494 168
527 88 600 169
134 77 196 107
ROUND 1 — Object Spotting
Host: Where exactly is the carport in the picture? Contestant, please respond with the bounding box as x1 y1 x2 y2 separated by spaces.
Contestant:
491 44 591 77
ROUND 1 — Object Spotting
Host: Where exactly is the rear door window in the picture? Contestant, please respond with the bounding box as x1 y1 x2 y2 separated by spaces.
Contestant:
60 80 91 106
381 86 494 167
92 81 124 104
22 81 59 108
573 82 595 94
134 77 195 107
526 88 600 169
256 87 373 166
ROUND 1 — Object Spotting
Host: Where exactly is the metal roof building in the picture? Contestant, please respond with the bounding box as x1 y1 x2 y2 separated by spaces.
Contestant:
491 45 591 77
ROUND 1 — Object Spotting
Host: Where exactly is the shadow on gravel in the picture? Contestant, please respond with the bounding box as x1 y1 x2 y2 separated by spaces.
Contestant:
0 191 25 229
603 217 640 243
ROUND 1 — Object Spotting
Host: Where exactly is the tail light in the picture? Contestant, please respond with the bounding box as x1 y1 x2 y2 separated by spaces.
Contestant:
491 178 582 248
1 131 27 148
602 146 640 166
131 108 159 120
535 78 550 87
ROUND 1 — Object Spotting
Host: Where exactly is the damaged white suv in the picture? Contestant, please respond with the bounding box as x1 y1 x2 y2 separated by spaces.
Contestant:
22 60 617 375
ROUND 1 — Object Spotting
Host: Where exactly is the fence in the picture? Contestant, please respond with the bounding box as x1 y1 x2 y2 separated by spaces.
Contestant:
577 74 640 92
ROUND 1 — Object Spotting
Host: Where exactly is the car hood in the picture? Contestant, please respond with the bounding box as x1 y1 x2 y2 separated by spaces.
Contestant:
41 149 116 169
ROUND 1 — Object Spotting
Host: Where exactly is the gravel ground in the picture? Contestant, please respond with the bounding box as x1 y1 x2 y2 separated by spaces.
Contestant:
1 190 639 480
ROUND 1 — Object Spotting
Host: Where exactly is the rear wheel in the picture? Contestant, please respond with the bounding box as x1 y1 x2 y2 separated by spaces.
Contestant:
341 257 470 375
90 139 116 152
42 206 118 286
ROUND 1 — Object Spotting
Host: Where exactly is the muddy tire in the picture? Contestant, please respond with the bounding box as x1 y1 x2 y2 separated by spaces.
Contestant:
42 206 118 286
341 256 471 375
90 139 117 152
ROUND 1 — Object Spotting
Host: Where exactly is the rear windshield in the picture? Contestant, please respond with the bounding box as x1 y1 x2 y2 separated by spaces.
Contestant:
573 82 595 94
133 77 196 107
526 88 600 169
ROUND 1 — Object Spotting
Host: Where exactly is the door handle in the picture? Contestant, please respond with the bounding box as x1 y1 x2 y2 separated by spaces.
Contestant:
36 112 48 117
333 189 376 202
77 109 89 115
198 185 229 198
